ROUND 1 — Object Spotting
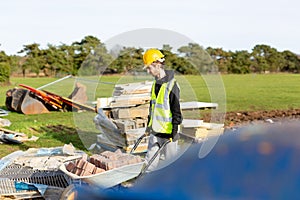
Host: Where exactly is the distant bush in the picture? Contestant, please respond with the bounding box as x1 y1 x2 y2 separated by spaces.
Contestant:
0 63 10 85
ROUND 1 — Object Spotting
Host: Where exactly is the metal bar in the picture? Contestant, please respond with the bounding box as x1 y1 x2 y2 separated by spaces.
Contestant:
37 75 72 90
0 163 71 194
137 139 171 178
130 133 147 154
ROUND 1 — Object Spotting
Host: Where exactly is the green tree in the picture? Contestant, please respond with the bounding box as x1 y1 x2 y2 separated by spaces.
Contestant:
160 47 196 74
18 43 44 77
59 43 76 75
206 47 232 73
0 50 10 84
228 50 252 74
71 36 102 75
251 45 285 73
41 44 71 76
178 43 215 73
8 55 21 75
109 47 144 73
281 50 300 72
0 50 9 63
0 62 10 85
79 42 113 76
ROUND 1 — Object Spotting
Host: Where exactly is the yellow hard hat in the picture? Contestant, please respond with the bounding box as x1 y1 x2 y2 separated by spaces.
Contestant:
143 49 165 66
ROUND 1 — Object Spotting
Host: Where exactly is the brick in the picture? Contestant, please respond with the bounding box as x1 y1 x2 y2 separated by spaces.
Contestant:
89 156 95 165
81 154 88 160
85 162 96 173
100 151 118 160
106 161 115 170
75 159 87 169
81 170 93 176
93 167 105 174
75 168 83 176
66 162 76 172
114 149 123 154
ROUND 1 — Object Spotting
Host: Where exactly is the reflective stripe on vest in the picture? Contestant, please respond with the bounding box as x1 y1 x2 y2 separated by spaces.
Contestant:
148 78 176 134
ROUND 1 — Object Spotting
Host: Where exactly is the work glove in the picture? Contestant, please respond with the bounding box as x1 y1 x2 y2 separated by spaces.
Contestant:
145 126 151 136
171 125 180 142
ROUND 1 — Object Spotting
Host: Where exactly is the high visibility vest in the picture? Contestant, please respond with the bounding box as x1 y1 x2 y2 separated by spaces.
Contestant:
148 78 177 134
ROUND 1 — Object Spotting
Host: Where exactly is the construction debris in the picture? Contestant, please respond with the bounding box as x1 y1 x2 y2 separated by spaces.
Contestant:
0 118 11 127
0 109 9 117
181 119 224 141
12 144 86 170
5 82 91 115
59 149 144 189
0 127 38 144
64 149 142 177
94 80 222 152
94 81 152 153
0 145 87 199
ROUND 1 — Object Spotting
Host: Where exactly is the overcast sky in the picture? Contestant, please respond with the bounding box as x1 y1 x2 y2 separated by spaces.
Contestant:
1 0 299 55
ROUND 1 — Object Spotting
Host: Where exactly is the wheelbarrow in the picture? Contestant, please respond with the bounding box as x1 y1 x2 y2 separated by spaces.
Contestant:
130 132 171 177
59 132 170 192
59 160 144 189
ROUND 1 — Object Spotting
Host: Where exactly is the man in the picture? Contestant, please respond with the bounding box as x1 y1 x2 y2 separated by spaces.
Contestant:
143 48 182 172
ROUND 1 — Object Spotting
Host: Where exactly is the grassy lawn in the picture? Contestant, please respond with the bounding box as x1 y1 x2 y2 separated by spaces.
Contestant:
0 74 300 157
222 74 300 111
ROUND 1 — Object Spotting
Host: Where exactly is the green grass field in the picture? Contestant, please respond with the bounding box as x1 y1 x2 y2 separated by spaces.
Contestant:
0 74 300 157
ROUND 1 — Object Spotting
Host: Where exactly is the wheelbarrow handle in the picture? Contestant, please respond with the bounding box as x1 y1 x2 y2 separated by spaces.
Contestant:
139 139 171 176
130 133 148 154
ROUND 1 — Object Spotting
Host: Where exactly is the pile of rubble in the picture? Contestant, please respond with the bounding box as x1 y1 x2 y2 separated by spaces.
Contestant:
94 81 152 153
0 144 144 199
0 144 85 199
0 118 39 144
93 81 224 152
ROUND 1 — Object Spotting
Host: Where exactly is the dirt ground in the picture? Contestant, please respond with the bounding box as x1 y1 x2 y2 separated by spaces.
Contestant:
201 108 300 128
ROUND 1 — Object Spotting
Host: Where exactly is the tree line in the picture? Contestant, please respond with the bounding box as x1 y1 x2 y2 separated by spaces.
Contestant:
0 35 300 84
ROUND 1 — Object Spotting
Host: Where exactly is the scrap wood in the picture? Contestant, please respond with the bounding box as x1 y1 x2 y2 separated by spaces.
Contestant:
111 104 149 119
0 191 41 199
0 127 39 143
113 81 153 96
180 101 218 110
18 83 95 113
124 143 148 153
109 95 151 108
182 119 204 128
0 127 25 137
5 184 65 200
42 89 96 112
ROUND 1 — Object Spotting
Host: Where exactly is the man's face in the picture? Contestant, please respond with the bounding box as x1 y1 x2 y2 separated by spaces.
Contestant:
146 63 161 78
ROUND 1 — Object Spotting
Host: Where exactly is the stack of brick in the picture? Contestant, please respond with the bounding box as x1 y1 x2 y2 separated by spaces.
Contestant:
95 81 152 153
65 159 105 176
181 120 224 141
65 150 142 176
90 150 142 170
